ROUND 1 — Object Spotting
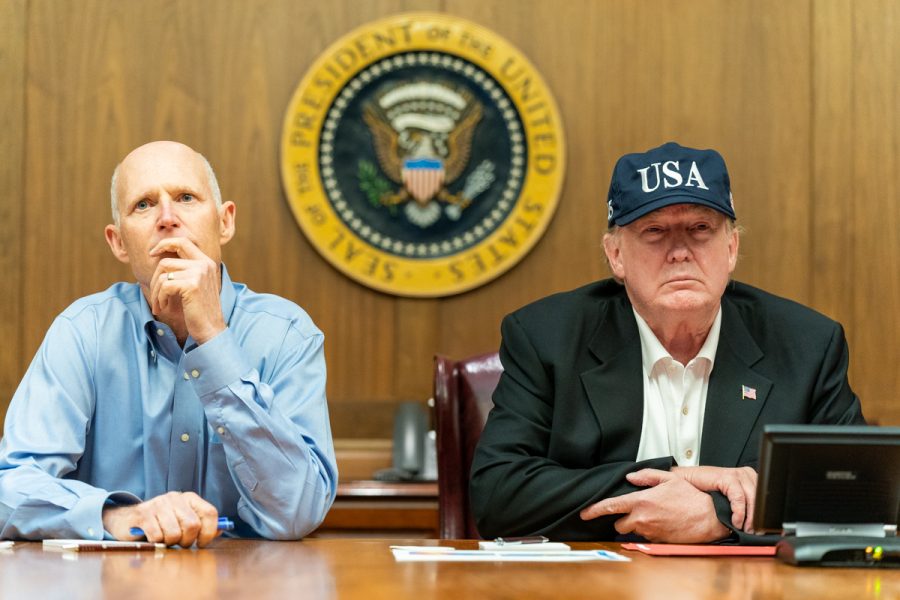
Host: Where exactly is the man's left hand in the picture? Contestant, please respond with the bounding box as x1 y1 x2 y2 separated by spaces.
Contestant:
149 237 225 344
579 476 729 543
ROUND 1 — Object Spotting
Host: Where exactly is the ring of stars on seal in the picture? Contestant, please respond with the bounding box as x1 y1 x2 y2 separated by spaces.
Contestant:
319 52 525 259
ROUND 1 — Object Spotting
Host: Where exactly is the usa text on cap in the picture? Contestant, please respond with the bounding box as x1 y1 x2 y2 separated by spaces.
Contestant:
606 141 736 227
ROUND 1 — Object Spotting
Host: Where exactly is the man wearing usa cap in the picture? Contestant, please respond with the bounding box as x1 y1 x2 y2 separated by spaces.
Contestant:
470 142 864 543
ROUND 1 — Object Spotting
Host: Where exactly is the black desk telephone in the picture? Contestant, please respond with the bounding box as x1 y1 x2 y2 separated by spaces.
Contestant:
374 401 436 482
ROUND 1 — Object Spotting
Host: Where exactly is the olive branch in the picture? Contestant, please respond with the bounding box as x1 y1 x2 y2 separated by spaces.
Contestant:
357 160 397 214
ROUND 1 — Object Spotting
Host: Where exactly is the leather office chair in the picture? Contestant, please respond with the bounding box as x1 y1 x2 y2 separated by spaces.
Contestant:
433 352 503 539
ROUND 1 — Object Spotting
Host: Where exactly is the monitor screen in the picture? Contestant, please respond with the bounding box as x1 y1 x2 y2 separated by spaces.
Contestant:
753 425 900 534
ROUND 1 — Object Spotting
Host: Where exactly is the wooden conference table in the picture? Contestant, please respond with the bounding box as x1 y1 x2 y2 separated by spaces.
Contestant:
1 538 897 599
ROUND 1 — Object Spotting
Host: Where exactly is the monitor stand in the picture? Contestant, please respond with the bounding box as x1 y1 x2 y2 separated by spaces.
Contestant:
776 535 900 567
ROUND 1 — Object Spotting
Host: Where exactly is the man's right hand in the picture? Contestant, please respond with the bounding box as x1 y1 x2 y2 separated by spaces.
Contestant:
627 466 758 532
579 475 729 543
102 491 221 547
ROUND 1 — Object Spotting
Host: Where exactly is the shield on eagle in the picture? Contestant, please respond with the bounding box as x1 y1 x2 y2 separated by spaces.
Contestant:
402 158 445 204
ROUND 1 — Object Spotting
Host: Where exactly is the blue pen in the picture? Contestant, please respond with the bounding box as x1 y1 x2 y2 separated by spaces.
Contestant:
129 517 234 537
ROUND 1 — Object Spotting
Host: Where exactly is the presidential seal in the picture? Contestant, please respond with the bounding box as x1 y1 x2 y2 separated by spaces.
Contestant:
281 13 565 296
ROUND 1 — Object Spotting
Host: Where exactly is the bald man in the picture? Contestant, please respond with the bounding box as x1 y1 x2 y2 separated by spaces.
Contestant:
0 142 337 546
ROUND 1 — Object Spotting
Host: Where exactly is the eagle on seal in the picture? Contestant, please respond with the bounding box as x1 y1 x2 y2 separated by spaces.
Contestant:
362 81 483 227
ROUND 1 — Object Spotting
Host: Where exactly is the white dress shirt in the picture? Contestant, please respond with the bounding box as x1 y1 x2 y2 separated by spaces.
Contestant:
634 307 722 466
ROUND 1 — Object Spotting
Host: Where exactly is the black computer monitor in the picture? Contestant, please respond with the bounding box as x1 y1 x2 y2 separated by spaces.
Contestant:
753 424 900 535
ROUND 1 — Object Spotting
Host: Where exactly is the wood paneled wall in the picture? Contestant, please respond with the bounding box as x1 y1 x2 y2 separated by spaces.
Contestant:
1 1 898 447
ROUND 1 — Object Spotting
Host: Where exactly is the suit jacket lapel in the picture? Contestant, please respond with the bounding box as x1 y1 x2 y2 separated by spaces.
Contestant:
580 295 645 462
700 296 772 467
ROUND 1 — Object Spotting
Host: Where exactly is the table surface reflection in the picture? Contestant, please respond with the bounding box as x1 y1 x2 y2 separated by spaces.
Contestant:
2 539 898 599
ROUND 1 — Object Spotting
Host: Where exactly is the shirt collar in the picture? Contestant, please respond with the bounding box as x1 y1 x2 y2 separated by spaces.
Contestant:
696 307 722 366
632 305 723 372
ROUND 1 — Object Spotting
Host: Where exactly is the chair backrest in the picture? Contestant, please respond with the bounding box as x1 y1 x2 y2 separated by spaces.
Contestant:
433 352 502 539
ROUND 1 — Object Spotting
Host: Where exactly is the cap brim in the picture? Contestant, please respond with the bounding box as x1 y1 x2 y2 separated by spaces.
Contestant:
613 194 735 226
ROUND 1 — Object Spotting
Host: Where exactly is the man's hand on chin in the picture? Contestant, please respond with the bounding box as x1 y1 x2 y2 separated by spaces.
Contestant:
148 237 226 345
579 476 730 543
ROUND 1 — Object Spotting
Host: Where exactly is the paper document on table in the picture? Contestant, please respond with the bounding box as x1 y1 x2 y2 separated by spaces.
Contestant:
390 546 629 562
43 539 166 552
478 541 572 552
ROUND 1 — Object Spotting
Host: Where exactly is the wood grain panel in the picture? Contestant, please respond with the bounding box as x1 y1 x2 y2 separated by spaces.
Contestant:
394 299 439 400
849 0 900 424
811 0 854 325
0 0 26 428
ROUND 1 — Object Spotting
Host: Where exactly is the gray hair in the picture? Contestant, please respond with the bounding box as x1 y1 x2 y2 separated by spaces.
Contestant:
110 153 223 225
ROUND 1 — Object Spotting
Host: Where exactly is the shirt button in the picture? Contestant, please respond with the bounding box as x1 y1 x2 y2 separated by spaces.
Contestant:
217 426 225 435
682 406 689 416
156 328 165 337
87 527 95 537
685 449 693 459
181 433 190 442
183 372 189 380
191 369 200 378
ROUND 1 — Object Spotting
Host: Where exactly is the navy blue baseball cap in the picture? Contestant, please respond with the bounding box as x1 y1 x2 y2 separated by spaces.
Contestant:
607 142 736 227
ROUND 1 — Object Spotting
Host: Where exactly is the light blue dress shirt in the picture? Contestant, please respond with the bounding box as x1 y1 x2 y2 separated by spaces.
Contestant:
0 265 337 540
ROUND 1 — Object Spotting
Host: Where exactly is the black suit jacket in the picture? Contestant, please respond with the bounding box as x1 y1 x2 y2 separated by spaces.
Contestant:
469 279 865 541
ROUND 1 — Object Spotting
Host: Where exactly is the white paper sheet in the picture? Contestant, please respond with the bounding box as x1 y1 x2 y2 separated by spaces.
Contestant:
390 546 630 562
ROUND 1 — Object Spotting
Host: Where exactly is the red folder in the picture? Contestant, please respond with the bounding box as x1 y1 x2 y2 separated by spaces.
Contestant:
621 543 776 557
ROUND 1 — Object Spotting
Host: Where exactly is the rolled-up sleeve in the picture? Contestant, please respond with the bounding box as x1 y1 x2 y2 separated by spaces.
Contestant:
0 316 141 540
183 322 337 540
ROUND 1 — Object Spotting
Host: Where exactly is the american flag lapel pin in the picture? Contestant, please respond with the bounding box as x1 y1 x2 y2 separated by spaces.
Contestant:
741 385 757 400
